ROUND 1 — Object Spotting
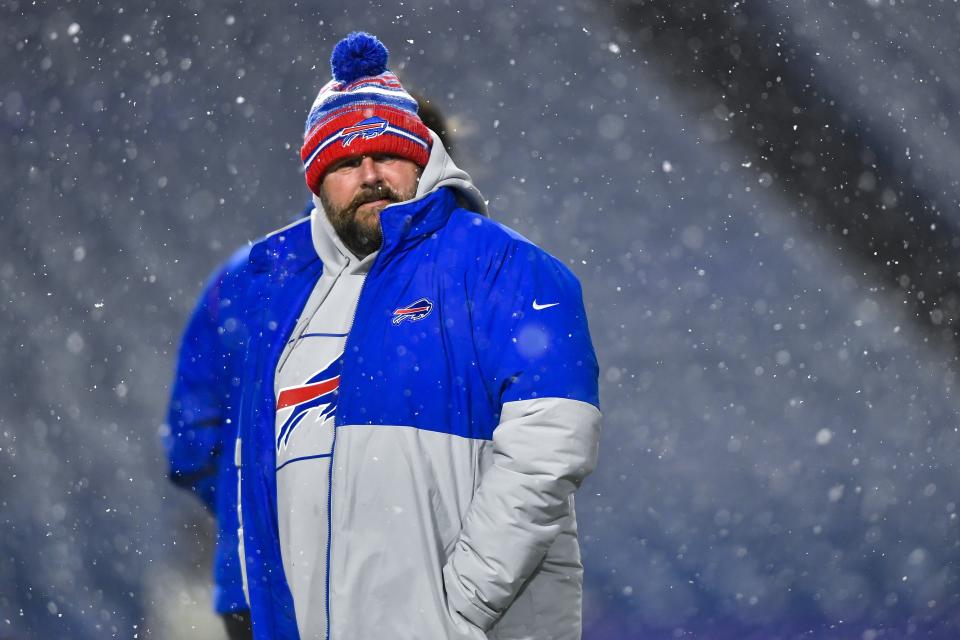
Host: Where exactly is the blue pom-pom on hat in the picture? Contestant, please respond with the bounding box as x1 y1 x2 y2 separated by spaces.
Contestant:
330 32 389 84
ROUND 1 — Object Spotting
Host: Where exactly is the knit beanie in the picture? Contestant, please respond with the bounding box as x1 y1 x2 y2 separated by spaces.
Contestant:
301 32 432 195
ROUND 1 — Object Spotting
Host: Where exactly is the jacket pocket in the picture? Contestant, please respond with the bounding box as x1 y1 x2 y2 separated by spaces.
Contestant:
442 562 494 640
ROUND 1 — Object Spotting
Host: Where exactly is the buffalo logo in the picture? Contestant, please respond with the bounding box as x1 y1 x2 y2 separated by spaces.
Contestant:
392 297 434 325
340 116 388 147
275 355 342 450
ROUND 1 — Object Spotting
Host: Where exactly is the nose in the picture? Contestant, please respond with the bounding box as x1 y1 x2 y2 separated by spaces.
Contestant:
358 155 382 185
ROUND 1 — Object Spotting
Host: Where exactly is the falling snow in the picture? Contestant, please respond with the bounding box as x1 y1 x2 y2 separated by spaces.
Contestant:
3 2 960 639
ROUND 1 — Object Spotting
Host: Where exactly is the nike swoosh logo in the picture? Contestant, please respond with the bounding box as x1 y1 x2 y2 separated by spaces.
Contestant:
532 300 560 311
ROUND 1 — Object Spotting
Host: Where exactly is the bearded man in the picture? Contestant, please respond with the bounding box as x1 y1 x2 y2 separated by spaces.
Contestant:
234 32 601 640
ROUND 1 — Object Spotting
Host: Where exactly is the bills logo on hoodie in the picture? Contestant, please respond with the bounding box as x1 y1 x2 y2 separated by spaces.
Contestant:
340 116 388 147
275 355 342 450
392 297 434 325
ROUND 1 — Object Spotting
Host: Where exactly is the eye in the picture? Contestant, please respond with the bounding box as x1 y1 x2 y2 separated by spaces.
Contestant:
332 156 363 172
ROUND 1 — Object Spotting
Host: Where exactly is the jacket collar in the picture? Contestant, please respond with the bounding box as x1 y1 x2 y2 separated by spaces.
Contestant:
378 186 457 258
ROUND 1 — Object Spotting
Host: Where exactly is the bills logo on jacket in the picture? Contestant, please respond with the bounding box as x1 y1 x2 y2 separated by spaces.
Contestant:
275 355 342 450
340 116 388 147
392 297 434 325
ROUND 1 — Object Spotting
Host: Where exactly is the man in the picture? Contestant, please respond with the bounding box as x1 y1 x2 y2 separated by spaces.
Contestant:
236 32 601 639
165 99 457 640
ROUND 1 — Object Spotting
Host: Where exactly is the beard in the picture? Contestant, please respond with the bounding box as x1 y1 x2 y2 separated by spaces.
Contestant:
319 182 416 258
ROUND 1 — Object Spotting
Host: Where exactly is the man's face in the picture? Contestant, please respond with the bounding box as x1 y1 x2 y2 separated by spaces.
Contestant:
318 153 422 258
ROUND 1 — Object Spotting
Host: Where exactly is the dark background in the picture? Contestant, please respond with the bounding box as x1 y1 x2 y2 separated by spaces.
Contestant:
3 1 960 638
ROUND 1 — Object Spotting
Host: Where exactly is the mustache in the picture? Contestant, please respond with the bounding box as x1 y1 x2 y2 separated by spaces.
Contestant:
348 184 402 210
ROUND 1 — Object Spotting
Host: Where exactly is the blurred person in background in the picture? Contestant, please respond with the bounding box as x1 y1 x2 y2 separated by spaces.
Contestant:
163 64 456 640
165 237 277 639
231 32 601 639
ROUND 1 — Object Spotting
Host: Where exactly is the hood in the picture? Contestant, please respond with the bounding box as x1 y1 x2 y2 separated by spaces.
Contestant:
310 130 487 273
414 130 487 216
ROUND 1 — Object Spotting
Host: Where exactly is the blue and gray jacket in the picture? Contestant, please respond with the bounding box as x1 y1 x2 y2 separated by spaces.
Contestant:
237 134 602 639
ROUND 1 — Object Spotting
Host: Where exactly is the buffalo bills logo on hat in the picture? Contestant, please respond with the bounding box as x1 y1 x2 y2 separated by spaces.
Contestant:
275 355 342 450
340 116 388 147
392 297 434 325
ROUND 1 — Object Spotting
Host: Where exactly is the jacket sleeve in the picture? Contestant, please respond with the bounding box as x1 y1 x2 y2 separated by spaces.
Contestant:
443 239 602 630
164 264 232 512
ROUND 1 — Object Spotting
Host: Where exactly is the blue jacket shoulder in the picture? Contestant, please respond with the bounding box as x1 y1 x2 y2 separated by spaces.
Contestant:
442 208 581 286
